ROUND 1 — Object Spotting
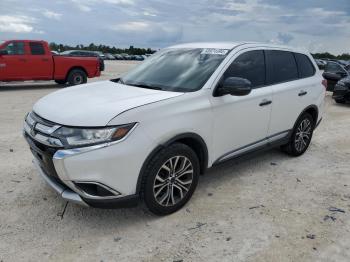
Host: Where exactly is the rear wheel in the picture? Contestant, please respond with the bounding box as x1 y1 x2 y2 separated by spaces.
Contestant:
54 79 66 85
67 69 87 86
141 143 200 215
281 113 314 156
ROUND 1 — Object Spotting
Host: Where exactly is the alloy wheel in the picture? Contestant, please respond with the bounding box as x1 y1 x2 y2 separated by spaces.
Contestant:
294 118 312 152
73 74 82 84
153 156 194 207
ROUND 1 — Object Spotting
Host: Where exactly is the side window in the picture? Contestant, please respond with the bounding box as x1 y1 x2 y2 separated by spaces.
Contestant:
325 62 345 74
266 50 298 84
223 50 265 88
29 42 45 55
5 42 25 55
294 53 315 78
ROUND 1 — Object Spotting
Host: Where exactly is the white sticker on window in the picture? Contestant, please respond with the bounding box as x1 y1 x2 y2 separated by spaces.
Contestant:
201 48 229 55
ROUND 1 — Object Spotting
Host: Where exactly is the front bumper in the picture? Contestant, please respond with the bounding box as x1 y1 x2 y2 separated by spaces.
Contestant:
332 89 350 100
33 158 88 206
23 113 153 208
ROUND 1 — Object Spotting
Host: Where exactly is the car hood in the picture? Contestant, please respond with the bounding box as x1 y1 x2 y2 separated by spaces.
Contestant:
33 81 183 126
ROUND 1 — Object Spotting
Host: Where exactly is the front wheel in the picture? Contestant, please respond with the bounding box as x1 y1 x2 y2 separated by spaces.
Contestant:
281 113 315 156
67 69 87 86
141 143 200 215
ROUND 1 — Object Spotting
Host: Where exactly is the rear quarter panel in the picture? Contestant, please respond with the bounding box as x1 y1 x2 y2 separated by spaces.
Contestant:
53 56 100 79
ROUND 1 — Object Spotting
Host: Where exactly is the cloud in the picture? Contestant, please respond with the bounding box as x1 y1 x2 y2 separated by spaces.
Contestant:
115 21 150 31
275 32 294 44
42 10 62 20
0 15 36 33
111 20 182 46
70 0 135 12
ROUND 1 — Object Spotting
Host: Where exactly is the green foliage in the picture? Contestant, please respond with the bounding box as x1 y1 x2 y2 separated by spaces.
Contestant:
312 52 350 61
49 42 155 55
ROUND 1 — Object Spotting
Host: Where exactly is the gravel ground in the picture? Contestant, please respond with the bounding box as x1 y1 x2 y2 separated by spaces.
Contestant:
0 61 349 262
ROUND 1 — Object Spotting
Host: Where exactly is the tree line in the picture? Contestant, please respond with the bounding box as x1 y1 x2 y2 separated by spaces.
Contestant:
49 42 349 60
49 42 156 55
311 52 350 60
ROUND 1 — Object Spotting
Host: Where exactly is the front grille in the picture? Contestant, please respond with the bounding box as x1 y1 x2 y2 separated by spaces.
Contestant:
24 112 63 181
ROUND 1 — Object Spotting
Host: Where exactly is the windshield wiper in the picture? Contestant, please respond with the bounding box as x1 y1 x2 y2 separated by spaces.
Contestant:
131 83 163 90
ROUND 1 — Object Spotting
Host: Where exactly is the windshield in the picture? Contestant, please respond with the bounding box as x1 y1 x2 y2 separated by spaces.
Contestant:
120 48 229 92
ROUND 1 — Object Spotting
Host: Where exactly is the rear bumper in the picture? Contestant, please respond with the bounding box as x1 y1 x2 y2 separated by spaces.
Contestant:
332 89 350 100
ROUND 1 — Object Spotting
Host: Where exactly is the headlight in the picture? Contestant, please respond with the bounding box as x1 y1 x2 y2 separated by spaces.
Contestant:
53 123 137 147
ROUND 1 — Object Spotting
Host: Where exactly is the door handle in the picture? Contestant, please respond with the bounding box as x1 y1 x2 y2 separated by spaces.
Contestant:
42 58 49 62
259 99 272 106
19 58 27 62
298 90 307 96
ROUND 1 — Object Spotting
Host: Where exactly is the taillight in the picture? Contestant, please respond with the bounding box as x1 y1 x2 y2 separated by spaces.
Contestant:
322 79 327 89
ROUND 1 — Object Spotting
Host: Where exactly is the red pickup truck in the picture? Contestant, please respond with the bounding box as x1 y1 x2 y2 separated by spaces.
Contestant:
0 40 101 85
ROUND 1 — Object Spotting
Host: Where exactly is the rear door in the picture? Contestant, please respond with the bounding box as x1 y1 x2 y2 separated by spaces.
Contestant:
26 42 53 80
0 41 26 80
266 50 316 138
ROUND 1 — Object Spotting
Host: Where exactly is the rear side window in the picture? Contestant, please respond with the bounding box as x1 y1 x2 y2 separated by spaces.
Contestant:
223 50 265 88
266 50 298 84
5 42 25 55
294 53 315 78
29 42 45 55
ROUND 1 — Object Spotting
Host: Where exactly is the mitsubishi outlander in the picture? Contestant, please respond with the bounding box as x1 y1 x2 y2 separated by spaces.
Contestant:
23 42 325 215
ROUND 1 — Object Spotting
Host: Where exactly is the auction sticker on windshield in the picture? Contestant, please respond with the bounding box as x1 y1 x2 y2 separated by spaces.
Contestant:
201 48 229 55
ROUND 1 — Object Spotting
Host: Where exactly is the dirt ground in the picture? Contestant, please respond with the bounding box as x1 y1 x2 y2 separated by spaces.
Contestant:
0 61 349 262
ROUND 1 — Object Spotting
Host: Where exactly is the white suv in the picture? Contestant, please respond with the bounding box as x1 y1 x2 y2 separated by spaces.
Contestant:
24 42 325 215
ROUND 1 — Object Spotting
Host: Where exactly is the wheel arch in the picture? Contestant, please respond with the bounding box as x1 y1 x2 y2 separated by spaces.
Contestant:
65 66 88 80
136 132 209 194
294 105 319 129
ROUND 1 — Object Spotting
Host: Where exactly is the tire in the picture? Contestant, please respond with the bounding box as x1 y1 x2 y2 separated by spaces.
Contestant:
281 113 315 156
67 69 87 86
335 99 346 104
141 143 200 215
54 79 66 85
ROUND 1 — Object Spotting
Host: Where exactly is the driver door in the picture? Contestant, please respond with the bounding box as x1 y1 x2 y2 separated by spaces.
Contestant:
0 41 27 81
210 50 272 163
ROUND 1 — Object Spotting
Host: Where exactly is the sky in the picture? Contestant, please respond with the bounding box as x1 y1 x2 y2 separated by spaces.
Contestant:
0 0 349 54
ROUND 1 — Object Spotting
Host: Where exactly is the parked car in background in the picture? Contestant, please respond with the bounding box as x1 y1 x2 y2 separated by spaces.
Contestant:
24 42 324 215
332 76 350 104
0 40 101 85
113 54 124 60
322 61 350 91
134 55 144 61
315 59 326 70
60 50 105 71
104 53 116 60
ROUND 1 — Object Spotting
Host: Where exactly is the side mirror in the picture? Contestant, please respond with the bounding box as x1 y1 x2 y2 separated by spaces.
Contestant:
0 49 8 55
322 72 342 81
215 77 252 96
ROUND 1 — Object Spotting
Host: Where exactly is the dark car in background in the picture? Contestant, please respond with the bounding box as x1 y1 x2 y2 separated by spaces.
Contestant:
315 59 326 70
60 50 105 71
333 76 350 104
104 53 116 60
322 61 349 91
